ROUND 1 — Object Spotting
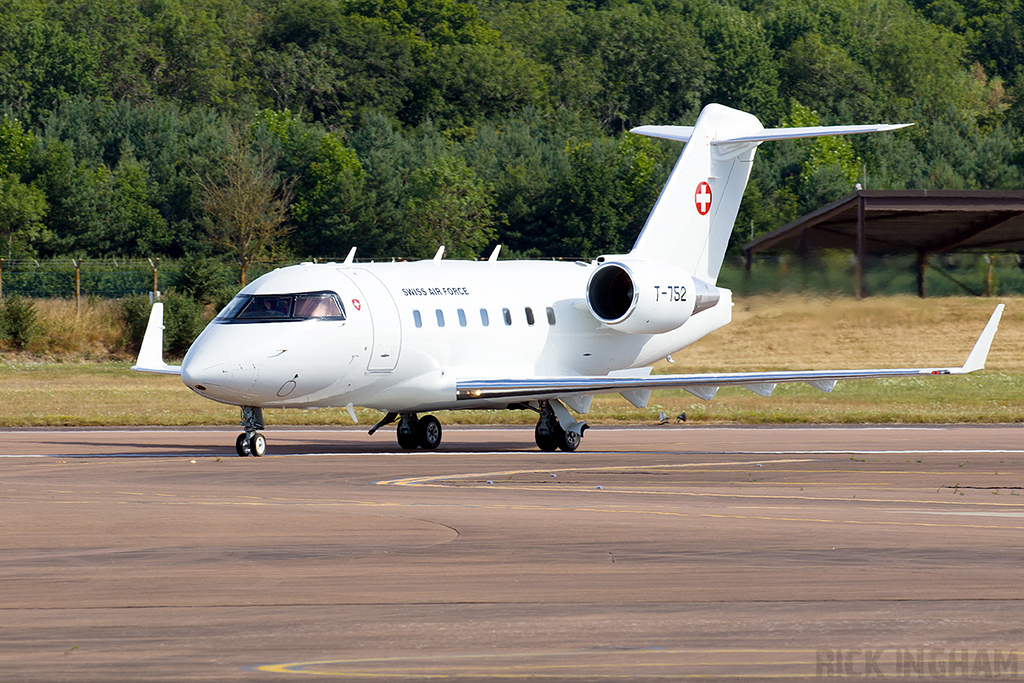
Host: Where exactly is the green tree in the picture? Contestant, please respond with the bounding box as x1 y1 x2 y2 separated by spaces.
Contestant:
291 132 368 257
200 129 295 284
0 173 47 259
404 155 497 259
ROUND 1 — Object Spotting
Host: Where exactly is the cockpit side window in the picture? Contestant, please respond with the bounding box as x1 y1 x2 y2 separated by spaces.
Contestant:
294 293 345 318
217 291 346 323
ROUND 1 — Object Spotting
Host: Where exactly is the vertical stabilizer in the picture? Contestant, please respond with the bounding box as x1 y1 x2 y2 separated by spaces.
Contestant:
629 105 911 284
629 104 763 284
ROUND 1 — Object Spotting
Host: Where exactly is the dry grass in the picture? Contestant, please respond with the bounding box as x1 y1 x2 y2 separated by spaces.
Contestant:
0 294 1020 427
661 294 1024 373
1 298 130 360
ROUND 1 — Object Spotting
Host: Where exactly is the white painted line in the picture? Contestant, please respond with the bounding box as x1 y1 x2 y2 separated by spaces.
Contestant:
889 510 1024 518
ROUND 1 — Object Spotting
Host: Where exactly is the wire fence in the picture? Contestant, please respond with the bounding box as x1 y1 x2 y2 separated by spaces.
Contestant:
1 252 1023 301
0 258 297 300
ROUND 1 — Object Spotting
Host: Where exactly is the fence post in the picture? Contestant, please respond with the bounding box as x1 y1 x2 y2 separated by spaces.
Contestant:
149 257 160 301
73 258 81 312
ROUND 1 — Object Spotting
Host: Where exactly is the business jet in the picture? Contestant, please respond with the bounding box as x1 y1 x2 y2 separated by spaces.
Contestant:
133 103 1004 456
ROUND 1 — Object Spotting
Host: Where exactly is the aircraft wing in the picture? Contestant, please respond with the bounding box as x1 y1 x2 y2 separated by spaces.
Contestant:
456 305 1003 403
131 302 182 375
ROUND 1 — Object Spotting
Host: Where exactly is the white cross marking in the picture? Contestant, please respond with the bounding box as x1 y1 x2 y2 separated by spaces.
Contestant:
695 182 712 215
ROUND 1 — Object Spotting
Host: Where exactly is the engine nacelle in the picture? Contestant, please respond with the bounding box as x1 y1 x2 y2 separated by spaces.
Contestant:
585 259 720 334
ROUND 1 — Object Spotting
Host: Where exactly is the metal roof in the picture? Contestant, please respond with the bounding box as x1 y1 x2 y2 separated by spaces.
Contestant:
742 190 1024 256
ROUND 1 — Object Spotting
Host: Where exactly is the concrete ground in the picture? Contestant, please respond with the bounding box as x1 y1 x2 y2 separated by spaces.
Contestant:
1 424 1022 681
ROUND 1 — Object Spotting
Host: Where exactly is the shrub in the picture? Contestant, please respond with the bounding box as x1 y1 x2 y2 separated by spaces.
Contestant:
1 296 39 350
172 256 232 306
162 292 207 357
120 295 152 355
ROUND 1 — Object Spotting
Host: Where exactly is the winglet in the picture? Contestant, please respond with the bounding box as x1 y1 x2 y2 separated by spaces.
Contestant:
960 304 1004 373
130 302 182 375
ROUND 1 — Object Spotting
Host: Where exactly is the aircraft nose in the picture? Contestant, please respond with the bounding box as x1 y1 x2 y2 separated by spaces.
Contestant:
183 344 234 393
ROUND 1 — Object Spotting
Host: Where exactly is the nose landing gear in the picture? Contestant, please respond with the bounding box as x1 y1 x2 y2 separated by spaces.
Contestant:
236 406 266 457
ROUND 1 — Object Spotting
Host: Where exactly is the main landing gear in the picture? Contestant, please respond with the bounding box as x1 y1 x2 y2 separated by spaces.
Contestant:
369 412 443 450
534 399 587 452
236 406 267 457
366 400 587 452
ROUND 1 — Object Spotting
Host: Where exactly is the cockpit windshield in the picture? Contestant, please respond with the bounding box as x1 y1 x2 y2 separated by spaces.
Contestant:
216 292 347 323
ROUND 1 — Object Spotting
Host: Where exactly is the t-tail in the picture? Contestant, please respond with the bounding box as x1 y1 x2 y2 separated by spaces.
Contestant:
628 103 912 284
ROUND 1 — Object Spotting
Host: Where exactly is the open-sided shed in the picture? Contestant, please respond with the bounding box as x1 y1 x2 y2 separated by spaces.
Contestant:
741 190 1024 296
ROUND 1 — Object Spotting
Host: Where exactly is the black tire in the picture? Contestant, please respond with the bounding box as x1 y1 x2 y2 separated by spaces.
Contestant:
558 428 581 452
397 420 419 449
418 415 442 450
235 433 251 457
249 433 266 457
535 423 559 451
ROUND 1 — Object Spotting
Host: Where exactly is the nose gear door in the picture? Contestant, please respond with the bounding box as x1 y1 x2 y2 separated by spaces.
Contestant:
339 268 402 372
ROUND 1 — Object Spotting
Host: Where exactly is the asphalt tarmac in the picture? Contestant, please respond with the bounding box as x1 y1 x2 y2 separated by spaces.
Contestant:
1 424 1023 681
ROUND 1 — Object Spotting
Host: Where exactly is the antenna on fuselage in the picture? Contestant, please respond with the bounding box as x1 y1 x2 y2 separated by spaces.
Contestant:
343 247 356 265
433 246 445 262
488 244 501 262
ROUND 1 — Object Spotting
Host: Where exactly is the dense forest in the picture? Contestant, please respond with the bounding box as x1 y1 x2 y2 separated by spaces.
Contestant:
1 0 1023 275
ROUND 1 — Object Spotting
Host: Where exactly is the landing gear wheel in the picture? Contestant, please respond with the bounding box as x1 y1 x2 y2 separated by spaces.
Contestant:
418 415 442 450
249 433 266 457
397 419 419 449
535 423 559 452
235 433 251 457
558 428 581 452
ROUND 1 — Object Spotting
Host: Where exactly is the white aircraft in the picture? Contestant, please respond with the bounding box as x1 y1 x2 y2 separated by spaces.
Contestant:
133 103 1004 456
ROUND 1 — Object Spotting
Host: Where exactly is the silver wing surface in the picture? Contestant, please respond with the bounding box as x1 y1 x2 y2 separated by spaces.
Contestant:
457 305 1003 403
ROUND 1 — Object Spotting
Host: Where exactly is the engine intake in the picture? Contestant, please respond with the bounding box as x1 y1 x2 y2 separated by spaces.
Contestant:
586 260 720 334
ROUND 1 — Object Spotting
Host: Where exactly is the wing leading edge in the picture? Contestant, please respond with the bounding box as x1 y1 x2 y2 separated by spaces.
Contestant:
456 305 1003 403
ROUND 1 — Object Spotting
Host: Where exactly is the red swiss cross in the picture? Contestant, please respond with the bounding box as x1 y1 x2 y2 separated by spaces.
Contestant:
351 299 362 311
695 181 713 215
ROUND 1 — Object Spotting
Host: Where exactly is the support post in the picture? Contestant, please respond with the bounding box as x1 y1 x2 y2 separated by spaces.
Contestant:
855 194 866 299
149 257 160 301
985 254 994 297
73 258 81 312
742 250 752 294
0 258 4 300
917 251 927 298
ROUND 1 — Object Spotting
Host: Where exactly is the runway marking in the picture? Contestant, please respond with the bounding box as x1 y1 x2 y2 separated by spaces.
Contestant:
257 647 852 678
376 459 817 487
889 510 1024 518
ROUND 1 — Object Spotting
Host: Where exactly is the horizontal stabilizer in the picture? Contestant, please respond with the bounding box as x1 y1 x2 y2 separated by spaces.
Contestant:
630 123 913 145
456 305 1002 403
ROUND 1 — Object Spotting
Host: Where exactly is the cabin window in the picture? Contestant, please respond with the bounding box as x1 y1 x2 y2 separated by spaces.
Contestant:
525 307 535 326
502 308 512 326
413 310 422 328
219 291 346 323
436 309 445 327
480 309 490 326
546 307 556 325
457 309 467 327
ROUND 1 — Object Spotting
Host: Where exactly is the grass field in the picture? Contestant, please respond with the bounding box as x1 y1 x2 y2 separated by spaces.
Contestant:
1 294 1021 427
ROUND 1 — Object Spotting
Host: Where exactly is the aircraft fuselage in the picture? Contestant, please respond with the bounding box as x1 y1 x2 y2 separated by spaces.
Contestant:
180 259 733 413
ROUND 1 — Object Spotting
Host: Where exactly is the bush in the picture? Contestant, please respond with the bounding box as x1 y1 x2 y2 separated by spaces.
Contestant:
162 292 207 357
1 296 39 350
172 256 232 306
120 295 152 355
